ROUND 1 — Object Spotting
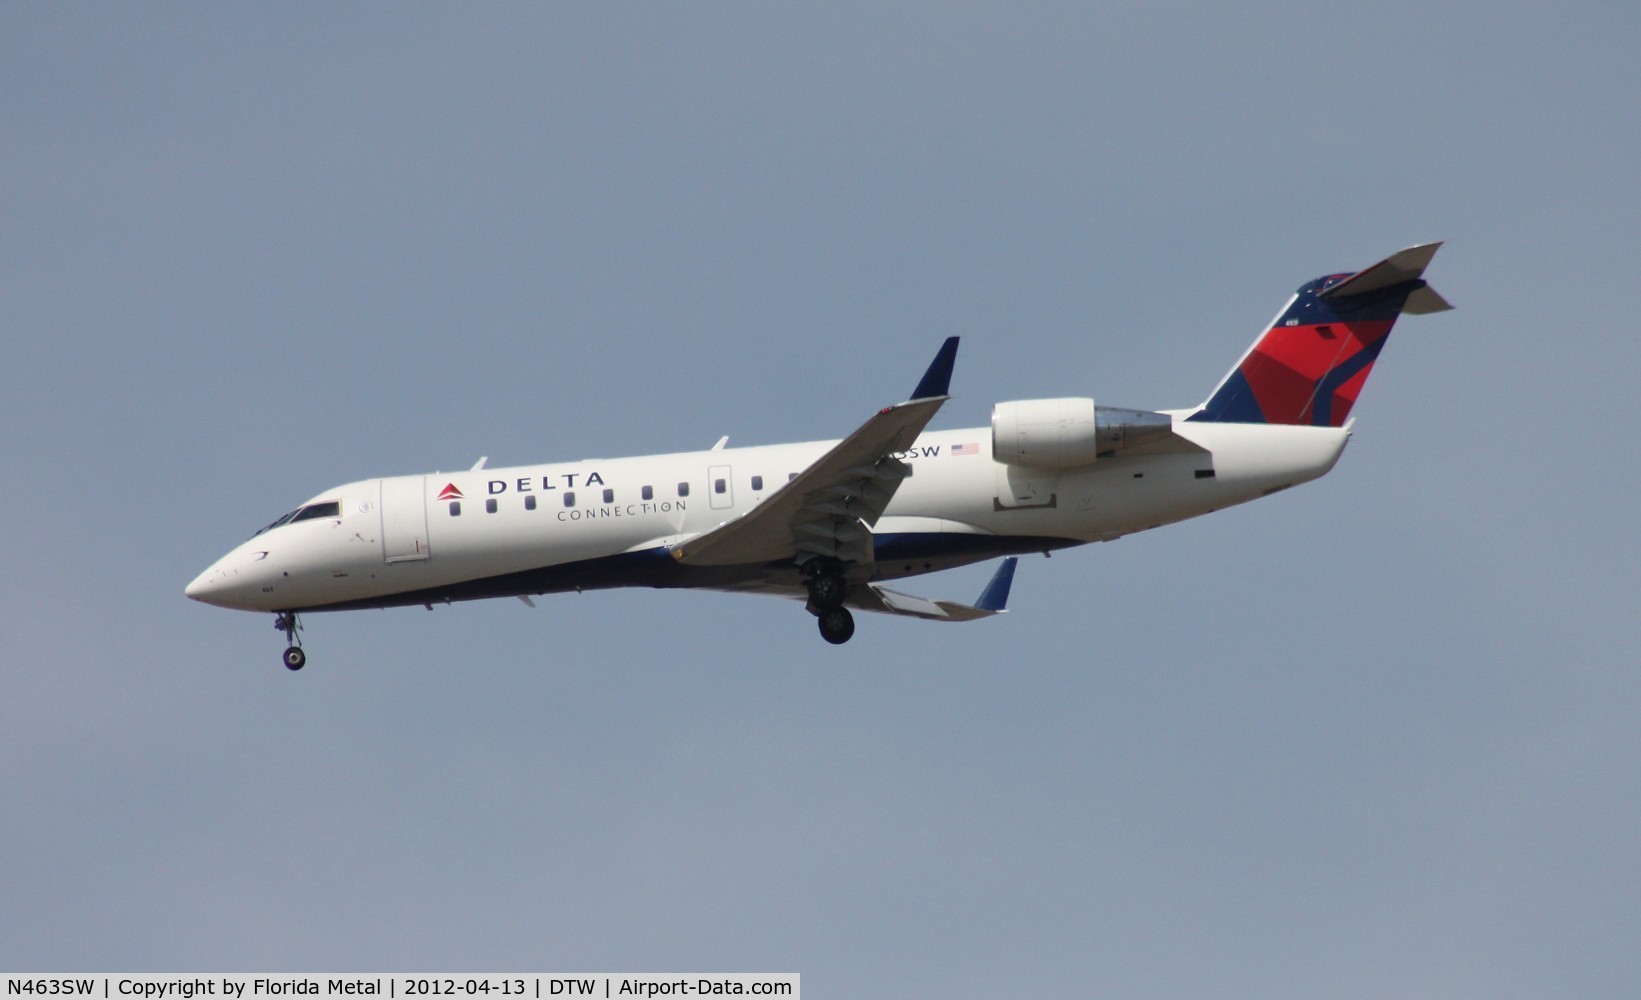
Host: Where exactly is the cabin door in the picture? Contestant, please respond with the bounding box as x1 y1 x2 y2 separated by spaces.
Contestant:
380 476 432 563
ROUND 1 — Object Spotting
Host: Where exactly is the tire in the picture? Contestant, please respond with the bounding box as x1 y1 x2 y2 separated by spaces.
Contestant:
283 646 307 671
818 607 855 645
808 573 847 609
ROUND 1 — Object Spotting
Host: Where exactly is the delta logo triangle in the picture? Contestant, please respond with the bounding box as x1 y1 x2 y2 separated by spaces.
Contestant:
436 483 464 501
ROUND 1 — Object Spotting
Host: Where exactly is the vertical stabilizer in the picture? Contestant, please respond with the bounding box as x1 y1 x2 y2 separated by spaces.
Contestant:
1188 243 1449 426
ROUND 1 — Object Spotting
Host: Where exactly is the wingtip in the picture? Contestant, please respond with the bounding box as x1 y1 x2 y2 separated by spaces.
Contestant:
910 336 960 400
975 556 1017 613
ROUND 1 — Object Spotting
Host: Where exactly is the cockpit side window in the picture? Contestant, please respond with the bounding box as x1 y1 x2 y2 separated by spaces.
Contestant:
290 501 342 523
257 501 341 536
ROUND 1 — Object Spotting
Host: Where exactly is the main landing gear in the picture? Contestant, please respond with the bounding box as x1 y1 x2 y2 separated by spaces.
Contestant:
817 607 856 645
805 564 856 645
274 611 306 671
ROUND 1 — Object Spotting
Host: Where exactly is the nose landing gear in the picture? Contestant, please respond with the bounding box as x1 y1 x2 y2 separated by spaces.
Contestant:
274 612 306 671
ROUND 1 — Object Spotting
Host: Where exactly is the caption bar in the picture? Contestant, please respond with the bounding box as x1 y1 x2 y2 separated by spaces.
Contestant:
4 978 797 1000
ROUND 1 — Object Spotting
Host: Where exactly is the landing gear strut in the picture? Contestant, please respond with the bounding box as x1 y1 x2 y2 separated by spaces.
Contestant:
274 612 305 671
804 561 855 644
806 572 847 610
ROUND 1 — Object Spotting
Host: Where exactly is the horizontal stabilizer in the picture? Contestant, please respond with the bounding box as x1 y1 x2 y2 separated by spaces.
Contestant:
1318 241 1443 300
1402 284 1454 314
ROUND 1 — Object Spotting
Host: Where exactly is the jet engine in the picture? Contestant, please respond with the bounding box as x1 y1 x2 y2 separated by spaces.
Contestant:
991 398 1174 469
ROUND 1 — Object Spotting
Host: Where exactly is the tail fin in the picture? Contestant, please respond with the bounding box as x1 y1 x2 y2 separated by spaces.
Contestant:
1188 243 1451 426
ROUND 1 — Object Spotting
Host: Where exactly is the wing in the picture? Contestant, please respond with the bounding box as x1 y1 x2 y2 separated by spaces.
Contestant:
853 557 1017 621
671 337 959 572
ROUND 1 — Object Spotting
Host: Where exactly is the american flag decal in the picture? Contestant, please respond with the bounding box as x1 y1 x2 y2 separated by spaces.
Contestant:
951 442 979 456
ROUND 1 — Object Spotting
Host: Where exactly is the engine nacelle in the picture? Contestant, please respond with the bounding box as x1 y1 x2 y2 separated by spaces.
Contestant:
992 398 1175 469
991 397 1099 469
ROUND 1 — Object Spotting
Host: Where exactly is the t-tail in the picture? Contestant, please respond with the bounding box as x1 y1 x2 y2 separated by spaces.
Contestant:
1188 243 1452 426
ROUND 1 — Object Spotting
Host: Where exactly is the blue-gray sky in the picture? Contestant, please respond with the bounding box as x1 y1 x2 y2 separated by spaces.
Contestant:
4 3 1639 996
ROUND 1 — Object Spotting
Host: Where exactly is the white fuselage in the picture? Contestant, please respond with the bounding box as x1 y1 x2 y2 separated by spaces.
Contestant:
185 416 1348 614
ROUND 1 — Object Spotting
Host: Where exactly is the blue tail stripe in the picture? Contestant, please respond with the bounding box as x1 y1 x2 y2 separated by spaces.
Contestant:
1309 334 1387 426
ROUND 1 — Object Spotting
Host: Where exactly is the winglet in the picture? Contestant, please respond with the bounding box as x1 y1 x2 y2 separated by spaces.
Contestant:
974 557 1017 612
910 337 960 400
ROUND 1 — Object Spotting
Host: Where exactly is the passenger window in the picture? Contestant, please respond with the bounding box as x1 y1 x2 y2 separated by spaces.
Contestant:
752 475 764 491
714 479 726 494
564 492 576 507
677 482 690 498
525 494 537 511
603 489 614 503
449 502 461 516
642 485 654 501
788 472 798 482
486 498 497 514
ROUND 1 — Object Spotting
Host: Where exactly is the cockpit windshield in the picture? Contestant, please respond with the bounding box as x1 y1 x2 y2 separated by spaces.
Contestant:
254 500 342 537
255 509 299 536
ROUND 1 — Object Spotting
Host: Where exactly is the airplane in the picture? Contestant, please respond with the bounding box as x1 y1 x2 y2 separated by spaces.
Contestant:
186 243 1450 669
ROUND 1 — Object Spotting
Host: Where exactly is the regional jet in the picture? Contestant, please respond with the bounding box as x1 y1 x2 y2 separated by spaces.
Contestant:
187 244 1450 669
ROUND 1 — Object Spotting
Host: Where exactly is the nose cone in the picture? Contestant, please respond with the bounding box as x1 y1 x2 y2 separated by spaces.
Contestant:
185 545 271 610
185 563 229 605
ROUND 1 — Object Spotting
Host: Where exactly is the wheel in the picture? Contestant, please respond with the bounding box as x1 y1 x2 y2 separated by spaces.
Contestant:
283 646 307 671
817 607 855 645
807 573 847 609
